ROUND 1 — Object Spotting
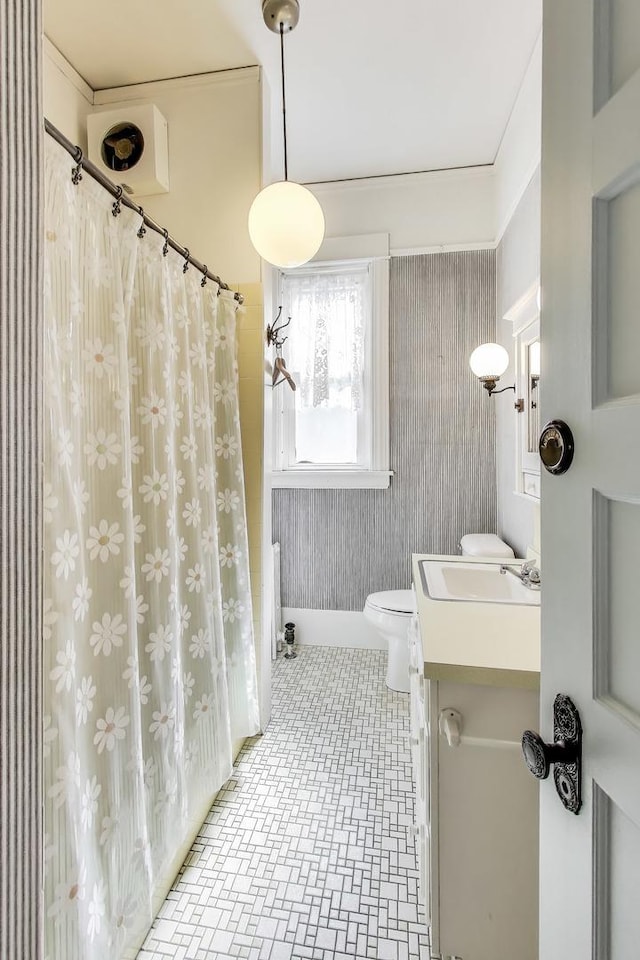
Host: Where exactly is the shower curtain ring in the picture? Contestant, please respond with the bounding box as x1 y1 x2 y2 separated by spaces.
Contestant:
162 229 169 256
111 186 123 217
136 207 146 239
71 146 83 185
182 249 190 273
201 266 208 287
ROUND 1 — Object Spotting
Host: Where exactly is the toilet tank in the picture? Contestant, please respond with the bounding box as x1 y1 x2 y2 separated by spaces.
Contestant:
460 533 515 559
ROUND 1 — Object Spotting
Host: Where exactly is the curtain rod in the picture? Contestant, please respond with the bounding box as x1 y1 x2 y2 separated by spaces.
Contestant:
44 118 243 305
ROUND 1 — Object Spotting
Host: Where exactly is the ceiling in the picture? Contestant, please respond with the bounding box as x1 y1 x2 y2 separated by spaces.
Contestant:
44 0 542 184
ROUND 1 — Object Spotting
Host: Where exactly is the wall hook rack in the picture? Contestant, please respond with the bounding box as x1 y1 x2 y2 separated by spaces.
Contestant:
267 306 296 391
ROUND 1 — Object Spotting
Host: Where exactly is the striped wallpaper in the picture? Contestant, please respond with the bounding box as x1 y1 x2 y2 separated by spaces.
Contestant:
273 251 497 611
0 0 43 957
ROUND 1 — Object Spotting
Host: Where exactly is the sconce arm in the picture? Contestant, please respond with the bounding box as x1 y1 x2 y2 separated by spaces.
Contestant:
482 381 524 412
488 384 516 396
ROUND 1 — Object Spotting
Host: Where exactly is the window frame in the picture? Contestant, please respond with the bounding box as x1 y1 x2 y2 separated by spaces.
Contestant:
271 251 391 490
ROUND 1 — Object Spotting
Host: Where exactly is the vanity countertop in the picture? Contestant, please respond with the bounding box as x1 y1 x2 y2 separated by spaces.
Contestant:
411 553 541 690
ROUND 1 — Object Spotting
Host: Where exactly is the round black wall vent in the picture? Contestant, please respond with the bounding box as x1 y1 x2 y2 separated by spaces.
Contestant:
101 122 145 172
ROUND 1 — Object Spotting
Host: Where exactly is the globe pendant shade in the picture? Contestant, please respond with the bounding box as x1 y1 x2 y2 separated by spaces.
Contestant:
248 180 325 268
469 342 510 379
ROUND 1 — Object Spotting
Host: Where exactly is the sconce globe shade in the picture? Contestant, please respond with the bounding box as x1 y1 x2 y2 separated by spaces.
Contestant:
248 180 325 268
469 342 510 379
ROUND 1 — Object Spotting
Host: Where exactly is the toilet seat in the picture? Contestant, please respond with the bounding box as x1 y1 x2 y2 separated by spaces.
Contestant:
365 589 414 615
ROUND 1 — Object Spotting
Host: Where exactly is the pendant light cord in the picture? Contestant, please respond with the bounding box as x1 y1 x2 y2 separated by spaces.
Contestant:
280 22 288 181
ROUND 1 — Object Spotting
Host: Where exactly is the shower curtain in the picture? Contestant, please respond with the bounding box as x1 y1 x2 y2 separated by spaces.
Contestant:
43 138 260 960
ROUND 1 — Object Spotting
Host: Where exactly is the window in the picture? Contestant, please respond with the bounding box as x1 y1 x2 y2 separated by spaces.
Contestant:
272 255 390 489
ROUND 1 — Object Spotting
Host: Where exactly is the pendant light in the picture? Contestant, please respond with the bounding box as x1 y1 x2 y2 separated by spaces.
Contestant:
248 0 325 269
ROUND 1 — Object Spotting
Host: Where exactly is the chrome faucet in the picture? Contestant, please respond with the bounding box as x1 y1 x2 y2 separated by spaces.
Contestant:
499 560 541 590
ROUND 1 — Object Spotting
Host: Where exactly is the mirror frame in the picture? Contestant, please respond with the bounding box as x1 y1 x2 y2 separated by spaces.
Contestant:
504 280 541 501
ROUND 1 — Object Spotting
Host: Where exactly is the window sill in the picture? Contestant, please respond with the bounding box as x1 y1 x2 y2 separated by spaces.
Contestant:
271 470 393 490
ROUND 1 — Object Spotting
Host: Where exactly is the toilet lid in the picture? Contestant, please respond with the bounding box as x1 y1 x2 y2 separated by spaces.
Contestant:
460 533 515 558
367 590 414 614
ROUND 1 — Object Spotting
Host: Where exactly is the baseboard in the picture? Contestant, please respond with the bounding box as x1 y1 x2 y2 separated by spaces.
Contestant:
282 607 386 650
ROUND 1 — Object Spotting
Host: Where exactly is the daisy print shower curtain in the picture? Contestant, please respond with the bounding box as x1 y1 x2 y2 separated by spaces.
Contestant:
43 138 260 960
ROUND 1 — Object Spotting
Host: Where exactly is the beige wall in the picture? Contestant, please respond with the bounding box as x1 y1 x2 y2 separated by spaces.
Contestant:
44 41 263 284
94 71 262 285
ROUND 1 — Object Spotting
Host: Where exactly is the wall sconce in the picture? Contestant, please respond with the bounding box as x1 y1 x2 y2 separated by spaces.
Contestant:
469 342 524 412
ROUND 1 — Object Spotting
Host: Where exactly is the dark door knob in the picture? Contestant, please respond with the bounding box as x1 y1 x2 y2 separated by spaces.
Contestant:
521 694 582 814
539 419 574 474
521 730 577 779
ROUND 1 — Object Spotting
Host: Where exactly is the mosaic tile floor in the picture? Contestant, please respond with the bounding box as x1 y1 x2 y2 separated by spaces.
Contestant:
138 646 430 960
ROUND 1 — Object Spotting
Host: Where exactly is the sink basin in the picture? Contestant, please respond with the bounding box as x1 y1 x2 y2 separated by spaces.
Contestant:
419 560 541 606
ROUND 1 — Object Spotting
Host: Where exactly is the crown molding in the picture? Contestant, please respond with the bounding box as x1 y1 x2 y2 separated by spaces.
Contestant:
308 164 495 194
94 66 261 104
43 37 94 104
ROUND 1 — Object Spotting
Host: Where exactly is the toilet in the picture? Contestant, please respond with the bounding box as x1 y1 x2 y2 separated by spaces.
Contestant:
459 533 515 561
363 589 416 692
364 533 515 693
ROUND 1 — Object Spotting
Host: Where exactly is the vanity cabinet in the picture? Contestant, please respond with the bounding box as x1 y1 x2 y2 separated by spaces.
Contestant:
408 604 540 960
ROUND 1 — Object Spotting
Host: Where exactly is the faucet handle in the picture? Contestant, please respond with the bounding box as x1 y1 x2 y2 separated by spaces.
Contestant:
522 560 541 584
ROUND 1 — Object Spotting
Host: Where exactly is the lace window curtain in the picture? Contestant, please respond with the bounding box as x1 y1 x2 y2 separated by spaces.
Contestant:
282 266 368 412
280 266 368 466
43 138 259 960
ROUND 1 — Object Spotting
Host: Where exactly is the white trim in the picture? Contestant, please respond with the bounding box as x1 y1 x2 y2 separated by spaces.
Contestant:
43 37 94 104
308 164 495 194
510 306 541 498
493 30 542 165
504 279 540 333
391 241 497 257
282 608 386 650
315 233 389 262
514 487 541 504
273 249 390 486
93 66 261 104
371 257 390 472
521 472 541 499
271 469 392 489
271 542 281 659
493 30 542 244
495 159 541 245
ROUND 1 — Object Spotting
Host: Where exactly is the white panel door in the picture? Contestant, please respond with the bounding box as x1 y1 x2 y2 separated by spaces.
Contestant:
540 1 640 956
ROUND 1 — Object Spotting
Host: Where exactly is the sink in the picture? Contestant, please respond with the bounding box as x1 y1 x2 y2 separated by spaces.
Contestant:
419 560 541 606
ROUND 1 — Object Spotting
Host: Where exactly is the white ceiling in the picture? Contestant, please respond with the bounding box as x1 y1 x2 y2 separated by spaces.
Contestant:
44 0 542 184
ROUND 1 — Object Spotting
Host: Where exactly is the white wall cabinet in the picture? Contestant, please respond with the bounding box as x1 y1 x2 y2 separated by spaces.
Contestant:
407 615 539 960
